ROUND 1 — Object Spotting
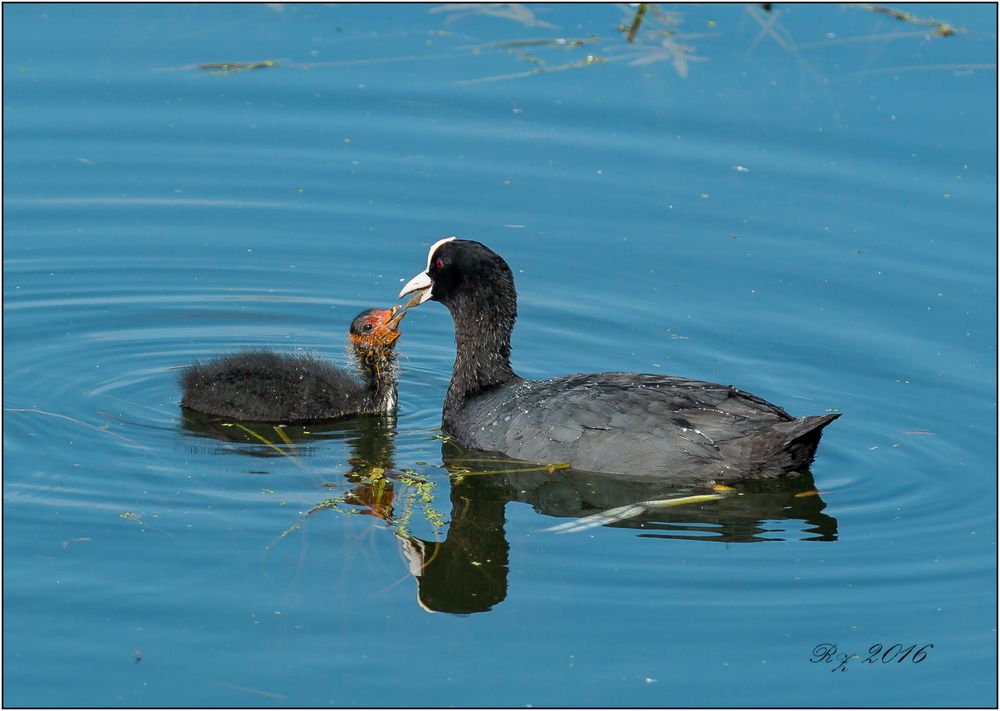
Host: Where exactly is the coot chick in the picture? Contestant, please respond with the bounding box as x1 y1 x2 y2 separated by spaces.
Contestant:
180 307 404 423
399 238 839 482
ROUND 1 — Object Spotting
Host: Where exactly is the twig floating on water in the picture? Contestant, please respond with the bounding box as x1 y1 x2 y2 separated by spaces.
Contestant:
626 3 648 43
860 4 961 37
489 37 591 49
454 52 618 86
197 60 278 73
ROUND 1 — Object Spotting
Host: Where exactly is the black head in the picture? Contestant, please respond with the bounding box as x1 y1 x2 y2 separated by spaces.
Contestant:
398 238 516 311
398 237 519 405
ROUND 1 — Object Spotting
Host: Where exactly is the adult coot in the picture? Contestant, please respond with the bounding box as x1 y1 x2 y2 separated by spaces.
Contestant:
180 307 404 422
399 237 839 482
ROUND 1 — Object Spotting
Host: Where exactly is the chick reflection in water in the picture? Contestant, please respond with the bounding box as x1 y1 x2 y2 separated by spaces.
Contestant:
178 411 403 517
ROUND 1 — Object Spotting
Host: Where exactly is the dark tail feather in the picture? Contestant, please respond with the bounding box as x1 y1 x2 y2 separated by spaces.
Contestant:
758 413 841 477
782 413 841 445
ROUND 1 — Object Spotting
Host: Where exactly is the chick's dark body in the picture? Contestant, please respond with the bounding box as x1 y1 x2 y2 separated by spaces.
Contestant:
180 308 400 423
180 350 385 423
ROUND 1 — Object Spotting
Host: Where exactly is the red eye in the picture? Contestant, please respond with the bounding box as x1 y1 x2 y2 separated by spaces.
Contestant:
435 258 444 270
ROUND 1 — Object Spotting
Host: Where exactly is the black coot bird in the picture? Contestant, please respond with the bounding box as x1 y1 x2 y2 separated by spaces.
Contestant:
399 238 839 482
180 307 404 422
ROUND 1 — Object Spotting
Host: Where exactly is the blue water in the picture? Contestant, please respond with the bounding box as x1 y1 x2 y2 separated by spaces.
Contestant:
3 3 996 707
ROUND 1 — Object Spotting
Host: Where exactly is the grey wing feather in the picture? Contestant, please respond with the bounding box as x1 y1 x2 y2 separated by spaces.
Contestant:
449 371 838 481
468 374 729 476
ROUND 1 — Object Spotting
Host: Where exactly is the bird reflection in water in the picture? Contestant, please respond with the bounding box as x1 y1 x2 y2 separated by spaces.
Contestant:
180 412 838 614
179 410 428 531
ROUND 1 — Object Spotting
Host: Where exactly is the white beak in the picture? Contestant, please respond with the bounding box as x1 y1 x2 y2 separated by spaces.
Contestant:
399 271 433 302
